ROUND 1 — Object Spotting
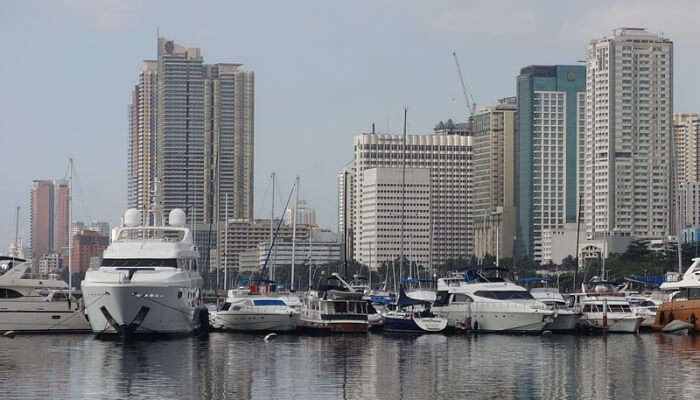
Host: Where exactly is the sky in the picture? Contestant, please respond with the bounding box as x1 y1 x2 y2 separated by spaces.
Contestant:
2 0 700 250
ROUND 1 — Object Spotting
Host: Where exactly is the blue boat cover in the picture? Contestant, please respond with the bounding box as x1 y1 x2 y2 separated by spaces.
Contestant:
518 277 552 283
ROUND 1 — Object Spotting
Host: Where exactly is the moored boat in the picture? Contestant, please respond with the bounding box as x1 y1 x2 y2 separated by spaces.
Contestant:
652 258 700 332
299 276 369 333
383 288 447 334
210 287 299 332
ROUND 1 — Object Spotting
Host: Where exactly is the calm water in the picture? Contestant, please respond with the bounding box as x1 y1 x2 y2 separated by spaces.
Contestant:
1 332 700 399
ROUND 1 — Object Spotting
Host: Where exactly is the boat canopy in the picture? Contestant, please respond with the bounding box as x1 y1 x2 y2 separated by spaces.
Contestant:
519 277 552 283
626 275 665 286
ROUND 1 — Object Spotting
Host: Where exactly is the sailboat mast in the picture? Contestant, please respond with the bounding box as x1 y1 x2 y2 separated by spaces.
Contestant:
270 173 276 281
14 206 20 251
400 107 407 288
67 158 73 296
291 176 299 291
224 193 229 293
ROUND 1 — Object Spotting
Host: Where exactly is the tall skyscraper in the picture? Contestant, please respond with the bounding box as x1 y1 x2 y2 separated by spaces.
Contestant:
673 113 700 185
471 98 517 260
584 28 673 239
128 37 255 270
350 133 472 267
30 179 70 265
516 65 586 262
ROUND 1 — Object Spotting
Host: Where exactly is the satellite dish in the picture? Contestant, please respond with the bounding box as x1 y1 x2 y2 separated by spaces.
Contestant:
169 209 186 227
124 209 141 227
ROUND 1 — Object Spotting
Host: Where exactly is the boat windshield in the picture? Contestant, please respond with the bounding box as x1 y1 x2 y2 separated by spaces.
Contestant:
253 299 287 306
101 258 177 268
473 290 534 300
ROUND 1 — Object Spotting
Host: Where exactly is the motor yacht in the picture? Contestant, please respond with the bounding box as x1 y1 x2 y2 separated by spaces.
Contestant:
0 256 90 332
625 295 659 328
568 280 643 333
652 258 700 332
530 287 581 331
432 269 555 332
299 276 369 333
81 207 208 337
210 287 299 332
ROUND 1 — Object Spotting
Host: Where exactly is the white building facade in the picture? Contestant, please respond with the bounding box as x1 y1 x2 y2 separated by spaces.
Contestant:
358 168 431 269
584 28 673 239
350 134 472 267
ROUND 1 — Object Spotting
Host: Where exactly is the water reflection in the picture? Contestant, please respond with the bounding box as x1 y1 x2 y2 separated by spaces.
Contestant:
1 333 700 399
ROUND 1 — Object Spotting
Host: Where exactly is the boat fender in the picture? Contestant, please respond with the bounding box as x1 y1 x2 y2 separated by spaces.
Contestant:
264 333 277 342
690 313 697 328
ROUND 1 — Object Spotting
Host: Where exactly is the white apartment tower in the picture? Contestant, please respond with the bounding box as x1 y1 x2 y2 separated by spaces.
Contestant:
584 28 673 239
673 113 700 185
359 168 431 269
350 133 472 267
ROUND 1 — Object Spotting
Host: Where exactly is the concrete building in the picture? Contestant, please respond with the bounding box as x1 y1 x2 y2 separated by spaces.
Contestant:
71 230 109 273
358 168 431 269
583 28 673 240
673 114 700 185
516 65 586 262
678 182 700 229
38 252 61 276
541 223 583 265
212 219 313 272
471 98 517 261
433 120 469 136
351 133 472 266
239 231 341 275
30 179 70 266
128 37 255 272
87 222 111 239
284 200 317 226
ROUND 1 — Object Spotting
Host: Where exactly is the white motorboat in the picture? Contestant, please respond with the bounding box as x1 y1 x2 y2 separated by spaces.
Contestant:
432 269 555 332
81 207 208 337
625 295 659 328
568 281 643 333
0 256 91 332
210 287 299 332
530 287 581 331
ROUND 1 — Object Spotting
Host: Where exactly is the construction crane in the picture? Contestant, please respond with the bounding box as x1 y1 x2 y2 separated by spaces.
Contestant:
453 51 476 120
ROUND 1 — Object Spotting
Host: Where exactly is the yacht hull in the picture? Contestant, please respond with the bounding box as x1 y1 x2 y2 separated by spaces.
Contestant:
82 284 204 336
652 300 700 331
434 304 553 332
545 312 580 331
0 301 90 332
383 314 447 334
212 311 298 332
298 318 368 333
580 314 642 333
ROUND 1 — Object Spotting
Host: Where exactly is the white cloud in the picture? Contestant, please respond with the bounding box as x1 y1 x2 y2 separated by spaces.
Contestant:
61 0 142 31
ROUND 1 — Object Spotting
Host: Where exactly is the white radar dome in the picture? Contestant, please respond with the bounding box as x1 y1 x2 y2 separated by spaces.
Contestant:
169 208 186 227
124 208 141 227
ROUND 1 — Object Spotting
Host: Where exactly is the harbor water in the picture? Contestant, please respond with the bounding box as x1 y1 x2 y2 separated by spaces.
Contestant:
2 332 700 399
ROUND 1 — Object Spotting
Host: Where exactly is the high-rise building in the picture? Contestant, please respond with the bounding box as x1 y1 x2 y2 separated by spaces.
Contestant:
673 113 700 185
337 168 354 261
358 167 432 269
516 65 586 262
71 230 109 273
128 37 255 271
30 179 70 266
583 28 673 240
350 133 472 267
284 200 317 226
87 221 111 239
471 98 517 261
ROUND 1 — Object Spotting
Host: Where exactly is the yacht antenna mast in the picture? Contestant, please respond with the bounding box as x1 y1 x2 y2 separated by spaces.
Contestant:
400 107 407 288
67 158 73 298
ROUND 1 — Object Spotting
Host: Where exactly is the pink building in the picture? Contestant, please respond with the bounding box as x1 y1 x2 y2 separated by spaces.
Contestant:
30 179 70 266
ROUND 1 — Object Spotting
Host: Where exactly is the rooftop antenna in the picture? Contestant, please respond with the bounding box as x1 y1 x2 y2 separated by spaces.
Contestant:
371 123 375 135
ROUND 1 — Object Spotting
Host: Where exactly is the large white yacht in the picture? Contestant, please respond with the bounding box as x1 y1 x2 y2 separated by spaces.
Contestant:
0 256 90 332
81 206 208 337
432 269 555 332
210 287 299 332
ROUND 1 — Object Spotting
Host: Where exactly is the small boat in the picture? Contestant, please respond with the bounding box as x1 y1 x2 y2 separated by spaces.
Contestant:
625 295 659 328
299 276 369 333
652 258 700 332
210 287 299 332
383 288 447 334
0 256 91 333
529 287 581 331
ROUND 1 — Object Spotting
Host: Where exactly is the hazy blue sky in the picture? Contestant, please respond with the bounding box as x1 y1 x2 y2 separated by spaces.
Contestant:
2 0 700 249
